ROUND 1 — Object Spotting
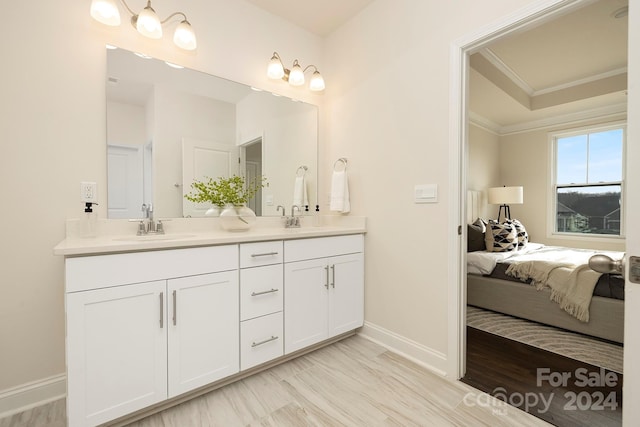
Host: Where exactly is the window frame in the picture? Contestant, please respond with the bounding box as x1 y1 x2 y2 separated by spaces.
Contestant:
547 121 626 241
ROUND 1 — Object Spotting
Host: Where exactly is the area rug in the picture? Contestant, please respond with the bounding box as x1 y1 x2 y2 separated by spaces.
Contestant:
467 305 623 374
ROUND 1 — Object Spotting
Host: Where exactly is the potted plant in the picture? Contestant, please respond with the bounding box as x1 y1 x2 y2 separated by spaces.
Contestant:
185 175 267 230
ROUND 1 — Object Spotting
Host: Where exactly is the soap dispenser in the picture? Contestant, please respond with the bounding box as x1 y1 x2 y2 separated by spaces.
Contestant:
80 202 98 238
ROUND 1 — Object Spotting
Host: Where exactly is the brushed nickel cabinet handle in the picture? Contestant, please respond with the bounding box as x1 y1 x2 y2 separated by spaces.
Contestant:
251 288 279 297
324 265 329 289
172 290 177 326
251 335 279 348
330 264 335 288
250 252 279 258
159 292 164 328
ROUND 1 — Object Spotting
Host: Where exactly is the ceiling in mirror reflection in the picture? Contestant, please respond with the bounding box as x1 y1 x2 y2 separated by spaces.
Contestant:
105 48 318 220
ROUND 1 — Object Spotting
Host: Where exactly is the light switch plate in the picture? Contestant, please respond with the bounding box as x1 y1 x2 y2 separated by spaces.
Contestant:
414 184 437 203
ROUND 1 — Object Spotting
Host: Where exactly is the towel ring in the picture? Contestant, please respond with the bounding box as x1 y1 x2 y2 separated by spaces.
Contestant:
296 165 308 177
333 157 348 171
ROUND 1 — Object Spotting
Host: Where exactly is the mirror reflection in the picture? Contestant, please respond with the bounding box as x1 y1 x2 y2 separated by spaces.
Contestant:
106 48 318 219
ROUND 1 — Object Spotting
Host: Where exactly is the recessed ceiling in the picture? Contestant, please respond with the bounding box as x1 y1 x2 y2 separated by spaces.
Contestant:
245 0 374 36
469 0 628 133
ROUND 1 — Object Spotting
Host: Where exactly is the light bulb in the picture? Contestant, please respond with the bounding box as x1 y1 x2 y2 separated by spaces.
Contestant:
288 62 305 86
173 20 197 50
136 3 162 39
90 0 121 26
267 55 285 79
309 71 325 91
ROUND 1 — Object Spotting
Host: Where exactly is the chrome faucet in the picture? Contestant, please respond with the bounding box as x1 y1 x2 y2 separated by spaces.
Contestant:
284 205 301 228
136 203 164 235
277 205 286 216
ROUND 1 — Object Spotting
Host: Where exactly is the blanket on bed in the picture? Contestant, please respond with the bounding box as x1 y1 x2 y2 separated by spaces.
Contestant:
504 247 610 322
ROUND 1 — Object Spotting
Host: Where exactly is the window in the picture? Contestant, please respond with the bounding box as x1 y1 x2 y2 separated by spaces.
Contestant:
552 124 625 237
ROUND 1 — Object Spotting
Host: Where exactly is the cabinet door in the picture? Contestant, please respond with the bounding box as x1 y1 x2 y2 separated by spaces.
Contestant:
284 258 329 354
66 281 167 427
167 271 239 397
328 253 365 337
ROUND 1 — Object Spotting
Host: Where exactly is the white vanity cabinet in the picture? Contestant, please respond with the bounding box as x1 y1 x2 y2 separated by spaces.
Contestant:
239 241 284 370
284 235 364 354
65 246 238 427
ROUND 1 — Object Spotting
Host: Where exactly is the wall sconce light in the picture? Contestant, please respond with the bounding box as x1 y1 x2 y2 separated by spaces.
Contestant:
488 186 523 222
90 0 197 51
267 52 325 91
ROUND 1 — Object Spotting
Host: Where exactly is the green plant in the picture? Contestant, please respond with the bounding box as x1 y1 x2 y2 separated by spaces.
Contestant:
185 175 267 207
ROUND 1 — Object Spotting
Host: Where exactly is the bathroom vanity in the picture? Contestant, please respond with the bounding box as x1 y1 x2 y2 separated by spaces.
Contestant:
54 217 365 427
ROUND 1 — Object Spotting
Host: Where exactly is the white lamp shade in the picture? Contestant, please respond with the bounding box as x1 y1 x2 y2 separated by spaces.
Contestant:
309 71 325 91
136 6 162 39
90 0 121 26
288 64 305 86
267 58 285 79
488 186 523 205
173 21 197 50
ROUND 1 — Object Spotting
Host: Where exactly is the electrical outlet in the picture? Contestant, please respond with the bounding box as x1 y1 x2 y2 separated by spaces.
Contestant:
80 182 97 203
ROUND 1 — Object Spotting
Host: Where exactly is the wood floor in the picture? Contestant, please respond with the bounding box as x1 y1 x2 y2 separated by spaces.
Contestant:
463 327 622 427
0 335 550 427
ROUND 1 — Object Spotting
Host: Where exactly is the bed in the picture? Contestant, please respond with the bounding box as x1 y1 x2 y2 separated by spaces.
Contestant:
465 208 625 343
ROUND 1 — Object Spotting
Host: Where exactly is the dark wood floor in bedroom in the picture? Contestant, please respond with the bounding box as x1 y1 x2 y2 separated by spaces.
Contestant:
462 327 623 427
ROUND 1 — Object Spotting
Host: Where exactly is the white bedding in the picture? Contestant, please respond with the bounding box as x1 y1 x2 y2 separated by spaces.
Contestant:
466 243 545 275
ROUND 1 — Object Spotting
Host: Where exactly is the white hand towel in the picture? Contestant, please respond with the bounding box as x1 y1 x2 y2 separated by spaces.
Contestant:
330 170 350 213
292 175 308 208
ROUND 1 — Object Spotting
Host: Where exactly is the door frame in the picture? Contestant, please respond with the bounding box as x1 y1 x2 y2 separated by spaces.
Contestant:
448 0 600 377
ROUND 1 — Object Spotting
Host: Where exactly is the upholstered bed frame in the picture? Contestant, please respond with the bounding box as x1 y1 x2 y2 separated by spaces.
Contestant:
467 274 624 343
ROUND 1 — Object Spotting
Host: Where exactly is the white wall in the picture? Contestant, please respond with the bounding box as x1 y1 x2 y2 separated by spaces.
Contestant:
468 124 501 220
323 0 535 370
0 0 323 402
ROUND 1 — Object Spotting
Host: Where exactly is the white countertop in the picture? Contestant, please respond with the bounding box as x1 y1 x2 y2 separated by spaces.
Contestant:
54 216 366 256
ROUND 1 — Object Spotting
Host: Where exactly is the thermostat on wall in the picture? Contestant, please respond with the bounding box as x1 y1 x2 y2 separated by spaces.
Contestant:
414 184 438 203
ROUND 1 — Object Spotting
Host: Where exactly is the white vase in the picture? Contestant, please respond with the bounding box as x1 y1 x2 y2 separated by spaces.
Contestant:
219 204 256 231
205 206 222 217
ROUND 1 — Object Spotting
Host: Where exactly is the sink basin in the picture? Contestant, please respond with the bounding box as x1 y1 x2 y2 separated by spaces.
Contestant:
113 234 196 242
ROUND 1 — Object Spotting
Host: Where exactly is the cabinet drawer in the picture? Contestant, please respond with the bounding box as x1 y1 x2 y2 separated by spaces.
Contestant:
66 245 238 293
240 264 283 321
284 234 363 263
240 241 283 268
240 312 283 371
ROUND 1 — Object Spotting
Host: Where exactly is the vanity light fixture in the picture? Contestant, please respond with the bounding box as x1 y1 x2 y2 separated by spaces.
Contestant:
267 52 325 92
90 0 197 51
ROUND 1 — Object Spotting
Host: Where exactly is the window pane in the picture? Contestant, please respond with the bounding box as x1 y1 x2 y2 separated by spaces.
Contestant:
556 185 621 235
588 129 623 183
557 135 587 184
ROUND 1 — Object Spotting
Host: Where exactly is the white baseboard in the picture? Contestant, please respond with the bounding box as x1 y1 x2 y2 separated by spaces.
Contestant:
359 321 449 377
0 374 66 418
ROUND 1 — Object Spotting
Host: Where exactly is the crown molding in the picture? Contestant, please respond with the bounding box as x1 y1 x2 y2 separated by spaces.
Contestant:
470 102 627 136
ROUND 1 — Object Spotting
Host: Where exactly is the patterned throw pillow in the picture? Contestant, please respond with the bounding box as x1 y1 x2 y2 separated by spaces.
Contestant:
506 218 529 249
485 220 518 252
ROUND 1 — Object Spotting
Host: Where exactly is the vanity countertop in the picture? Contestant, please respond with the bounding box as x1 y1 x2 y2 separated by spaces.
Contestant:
54 216 366 256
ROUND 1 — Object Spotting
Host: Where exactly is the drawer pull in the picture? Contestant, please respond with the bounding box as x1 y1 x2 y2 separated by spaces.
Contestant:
251 335 279 348
250 252 279 258
251 288 279 297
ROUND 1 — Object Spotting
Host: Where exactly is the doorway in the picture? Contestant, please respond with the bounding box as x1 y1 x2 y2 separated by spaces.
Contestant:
451 0 629 423
240 137 263 216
